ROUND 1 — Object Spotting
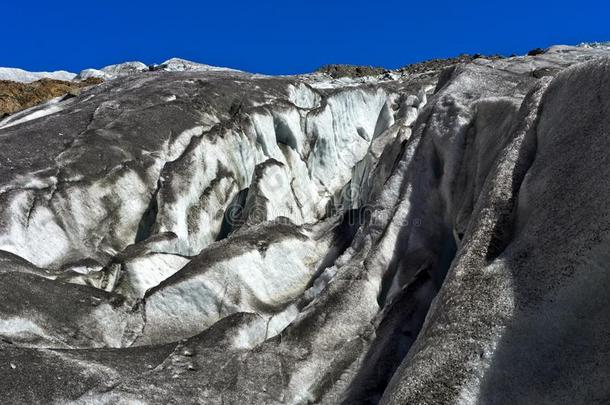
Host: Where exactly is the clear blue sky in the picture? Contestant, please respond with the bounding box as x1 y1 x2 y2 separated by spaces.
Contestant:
2 0 609 75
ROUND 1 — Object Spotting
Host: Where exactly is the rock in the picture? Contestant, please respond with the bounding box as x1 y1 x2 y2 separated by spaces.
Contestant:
527 47 547 56
0 77 103 117
316 64 388 78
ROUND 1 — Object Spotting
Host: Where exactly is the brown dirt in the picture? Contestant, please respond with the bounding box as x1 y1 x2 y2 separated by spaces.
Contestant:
0 77 103 118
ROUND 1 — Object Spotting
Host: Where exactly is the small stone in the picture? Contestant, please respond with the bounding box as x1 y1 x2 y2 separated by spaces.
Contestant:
10 363 16 369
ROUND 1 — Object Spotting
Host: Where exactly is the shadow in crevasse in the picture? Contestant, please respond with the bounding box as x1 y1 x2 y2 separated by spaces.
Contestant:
340 268 440 405
215 188 249 241
135 180 161 243
301 208 367 297
341 110 460 404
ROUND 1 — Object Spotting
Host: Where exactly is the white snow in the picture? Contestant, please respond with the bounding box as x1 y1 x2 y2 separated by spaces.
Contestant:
156 57 241 73
0 67 75 83
75 61 149 81
75 68 107 81
74 58 241 81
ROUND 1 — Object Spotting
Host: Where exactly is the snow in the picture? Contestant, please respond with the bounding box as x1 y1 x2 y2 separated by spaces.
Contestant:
156 57 241 73
75 61 148 81
0 67 75 83
74 58 241 81
75 68 107 81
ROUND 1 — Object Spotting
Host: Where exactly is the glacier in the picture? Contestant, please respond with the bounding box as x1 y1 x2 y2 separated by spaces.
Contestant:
0 43 609 404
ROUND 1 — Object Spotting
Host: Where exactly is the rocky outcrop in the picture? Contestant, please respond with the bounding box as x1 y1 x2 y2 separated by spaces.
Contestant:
0 77 103 117
0 43 609 404
316 64 388 78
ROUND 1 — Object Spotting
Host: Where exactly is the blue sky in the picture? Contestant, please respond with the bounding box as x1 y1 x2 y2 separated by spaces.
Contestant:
2 0 609 75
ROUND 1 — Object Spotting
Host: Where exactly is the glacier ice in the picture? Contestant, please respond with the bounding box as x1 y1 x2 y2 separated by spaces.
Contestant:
0 44 609 404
